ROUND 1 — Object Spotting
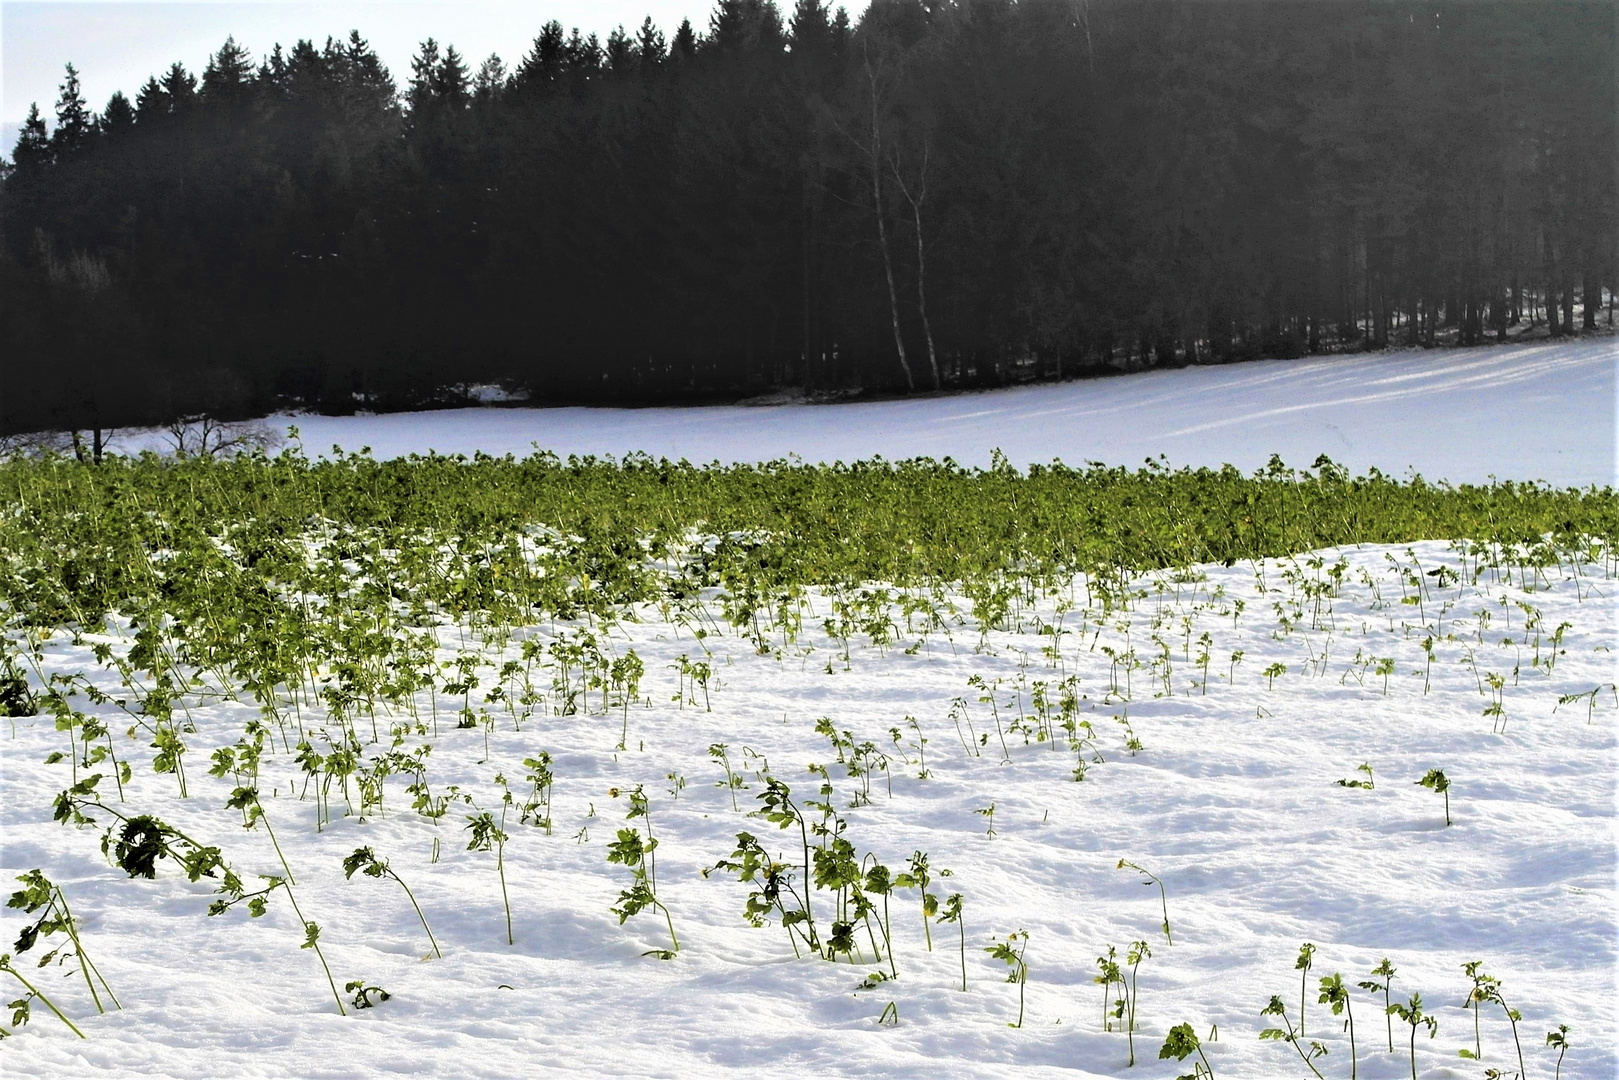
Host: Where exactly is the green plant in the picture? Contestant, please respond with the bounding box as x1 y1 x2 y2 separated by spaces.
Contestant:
344 980 391 1009
937 893 966 991
1159 1021 1215 1079
706 831 816 957
1387 992 1437 1080
1263 662 1287 690
1478 979 1527 1080
877 1000 898 1026
1123 938 1153 1065
1335 762 1374 789
1096 945 1125 1032
1294 942 1315 1036
985 930 1028 1028
1358 958 1397 1052
1457 960 1497 1061
1546 1023 1570 1080
343 847 442 959
1416 768 1451 825
709 743 745 811
894 850 938 951
1318 972 1356 1080
1260 994 1327 1080
606 784 678 957
975 803 997 837
6 869 119 1015
610 649 644 749
519 753 554 833
0 953 85 1039
465 782 514 946
1117 859 1172 944
1373 656 1395 695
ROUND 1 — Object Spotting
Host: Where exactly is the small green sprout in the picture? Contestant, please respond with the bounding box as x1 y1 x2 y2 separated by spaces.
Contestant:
1334 762 1374 789
1159 1021 1215 1078
1415 768 1451 825
985 930 1029 1028
1117 859 1172 944
1386 992 1437 1080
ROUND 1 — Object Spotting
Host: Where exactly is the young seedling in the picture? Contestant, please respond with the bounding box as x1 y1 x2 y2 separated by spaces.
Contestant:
219 788 347 1016
344 980 391 1009
1124 939 1153 1065
465 782 514 946
1159 1021 1215 1079
706 831 816 957
519 753 555 833
343 847 442 959
1478 979 1527 1080
1457 960 1498 1061
861 858 898 978
1260 995 1328 1080
975 804 997 837
708 743 746 811
1318 973 1357 1080
894 850 938 950
1387 992 1437 1080
1294 942 1315 1036
1335 763 1374 789
1358 958 1397 1052
0 953 85 1039
1096 945 1125 1032
606 784 679 957
1117 860 1173 944
1546 1024 1570 1080
1415 769 1451 826
7 869 120 1014
1263 662 1287 690
937 893 966 991
985 930 1029 1028
1373 656 1395 696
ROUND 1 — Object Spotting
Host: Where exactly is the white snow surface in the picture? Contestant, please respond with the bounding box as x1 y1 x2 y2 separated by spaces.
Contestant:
2 543 1615 1078
164 338 1619 485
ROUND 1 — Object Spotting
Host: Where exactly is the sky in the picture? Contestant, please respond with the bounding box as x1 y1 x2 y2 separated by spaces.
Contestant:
2 1 868 154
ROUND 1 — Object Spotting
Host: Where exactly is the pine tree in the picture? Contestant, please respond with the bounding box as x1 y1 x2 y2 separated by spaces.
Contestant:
51 64 94 158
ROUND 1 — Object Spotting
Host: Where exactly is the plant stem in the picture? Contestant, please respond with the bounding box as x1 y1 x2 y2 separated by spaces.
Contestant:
276 882 346 1016
55 889 119 1012
498 803 513 946
387 868 442 959
2 959 87 1038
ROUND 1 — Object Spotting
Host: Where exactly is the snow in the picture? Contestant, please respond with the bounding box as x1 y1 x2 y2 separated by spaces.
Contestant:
137 337 1618 486
2 542 1614 1077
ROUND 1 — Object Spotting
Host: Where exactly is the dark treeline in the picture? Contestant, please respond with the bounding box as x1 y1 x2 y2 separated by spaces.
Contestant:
1 0 1614 436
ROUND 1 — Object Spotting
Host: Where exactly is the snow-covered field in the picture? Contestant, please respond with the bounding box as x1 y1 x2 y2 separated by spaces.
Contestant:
2 541 1614 1078
138 338 1616 486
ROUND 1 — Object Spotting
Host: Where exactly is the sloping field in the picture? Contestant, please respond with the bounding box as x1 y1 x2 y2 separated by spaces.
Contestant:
236 339 1615 485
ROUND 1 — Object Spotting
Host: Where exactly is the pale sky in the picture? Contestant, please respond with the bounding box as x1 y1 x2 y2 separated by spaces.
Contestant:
2 1 867 151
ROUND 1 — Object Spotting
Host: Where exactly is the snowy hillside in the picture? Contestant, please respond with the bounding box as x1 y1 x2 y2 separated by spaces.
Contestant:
148 338 1615 487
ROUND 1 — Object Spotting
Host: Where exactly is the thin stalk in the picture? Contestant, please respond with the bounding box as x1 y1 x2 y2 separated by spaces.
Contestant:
1 957 87 1038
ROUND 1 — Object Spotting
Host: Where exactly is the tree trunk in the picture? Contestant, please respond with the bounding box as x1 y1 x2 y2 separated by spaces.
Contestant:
891 141 941 391
1581 270 1597 330
863 51 913 393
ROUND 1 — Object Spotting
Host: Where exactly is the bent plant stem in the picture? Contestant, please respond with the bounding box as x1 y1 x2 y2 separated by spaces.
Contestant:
1118 859 1172 944
282 884 346 1016
937 893 966 991
55 888 120 1012
1260 995 1327 1080
0 954 86 1038
344 848 441 960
